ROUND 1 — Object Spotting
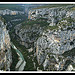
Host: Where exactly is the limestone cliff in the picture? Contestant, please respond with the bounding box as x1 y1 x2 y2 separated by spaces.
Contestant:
32 5 75 70
0 16 12 71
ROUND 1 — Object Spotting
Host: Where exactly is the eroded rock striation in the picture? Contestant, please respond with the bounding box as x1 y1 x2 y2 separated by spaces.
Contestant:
0 16 12 71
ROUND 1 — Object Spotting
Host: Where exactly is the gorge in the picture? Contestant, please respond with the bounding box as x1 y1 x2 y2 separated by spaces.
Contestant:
0 4 75 71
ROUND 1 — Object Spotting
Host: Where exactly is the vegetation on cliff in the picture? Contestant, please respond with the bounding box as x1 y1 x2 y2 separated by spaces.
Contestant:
32 4 75 9
0 4 24 11
10 47 19 71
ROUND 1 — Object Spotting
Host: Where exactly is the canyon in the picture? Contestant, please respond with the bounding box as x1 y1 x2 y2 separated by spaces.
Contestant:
14 5 75 71
0 4 75 71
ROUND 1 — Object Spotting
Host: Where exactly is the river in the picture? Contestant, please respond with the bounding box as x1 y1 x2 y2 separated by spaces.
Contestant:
11 42 26 71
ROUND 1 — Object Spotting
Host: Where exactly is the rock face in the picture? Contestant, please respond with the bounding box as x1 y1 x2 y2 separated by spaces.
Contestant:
35 25 75 64
0 17 12 71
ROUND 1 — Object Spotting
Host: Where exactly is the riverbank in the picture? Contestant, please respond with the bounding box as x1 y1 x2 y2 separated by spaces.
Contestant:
10 47 19 71
11 42 26 71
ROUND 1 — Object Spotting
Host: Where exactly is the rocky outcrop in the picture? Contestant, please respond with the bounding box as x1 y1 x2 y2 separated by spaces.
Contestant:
35 25 75 64
28 5 75 70
0 16 12 71
14 23 43 48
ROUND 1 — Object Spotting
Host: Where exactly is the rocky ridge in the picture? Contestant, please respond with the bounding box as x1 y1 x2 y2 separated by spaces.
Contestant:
0 16 12 71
